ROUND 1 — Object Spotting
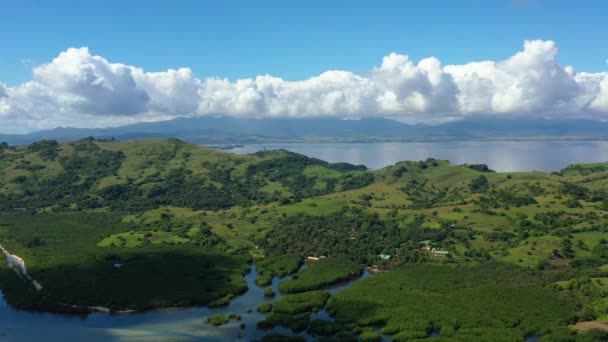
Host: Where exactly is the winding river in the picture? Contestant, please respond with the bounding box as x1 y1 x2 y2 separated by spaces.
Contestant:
0 263 371 341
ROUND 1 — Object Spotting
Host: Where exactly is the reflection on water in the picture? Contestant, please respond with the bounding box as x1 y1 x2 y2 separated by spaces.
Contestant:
228 141 608 172
0 264 371 341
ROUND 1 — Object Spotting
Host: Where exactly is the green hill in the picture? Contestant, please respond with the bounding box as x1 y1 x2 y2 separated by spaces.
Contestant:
0 138 370 212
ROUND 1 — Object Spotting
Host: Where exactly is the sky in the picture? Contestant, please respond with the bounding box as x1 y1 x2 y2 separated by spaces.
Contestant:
1 0 608 133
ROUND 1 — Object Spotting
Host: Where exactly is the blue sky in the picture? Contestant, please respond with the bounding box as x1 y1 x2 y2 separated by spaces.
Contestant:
1 0 607 86
2 0 608 133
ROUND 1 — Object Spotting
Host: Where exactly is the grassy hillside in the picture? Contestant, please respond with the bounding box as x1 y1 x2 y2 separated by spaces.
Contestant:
0 138 371 212
2 138 608 339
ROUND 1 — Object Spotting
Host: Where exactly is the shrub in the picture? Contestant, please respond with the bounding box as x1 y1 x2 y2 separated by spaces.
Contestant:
257 302 272 313
308 319 343 336
359 331 382 342
273 291 329 314
206 314 228 326
264 288 275 298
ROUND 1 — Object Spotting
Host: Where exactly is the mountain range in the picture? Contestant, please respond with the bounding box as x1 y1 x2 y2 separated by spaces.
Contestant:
2 116 608 145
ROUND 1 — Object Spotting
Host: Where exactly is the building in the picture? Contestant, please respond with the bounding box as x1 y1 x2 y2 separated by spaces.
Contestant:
433 250 449 257
378 254 392 260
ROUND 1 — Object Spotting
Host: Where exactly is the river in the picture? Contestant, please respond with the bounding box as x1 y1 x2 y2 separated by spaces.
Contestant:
227 141 608 172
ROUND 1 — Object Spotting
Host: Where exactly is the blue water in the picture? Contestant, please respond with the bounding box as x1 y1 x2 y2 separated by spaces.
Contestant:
228 141 608 172
0 264 370 342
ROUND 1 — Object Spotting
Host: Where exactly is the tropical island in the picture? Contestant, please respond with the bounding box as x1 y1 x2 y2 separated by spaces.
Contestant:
1 137 608 341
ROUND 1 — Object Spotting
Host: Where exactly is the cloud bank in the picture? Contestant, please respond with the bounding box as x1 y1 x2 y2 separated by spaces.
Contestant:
1 40 608 133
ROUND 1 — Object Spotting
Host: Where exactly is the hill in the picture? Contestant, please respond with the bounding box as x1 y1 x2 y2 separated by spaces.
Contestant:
0 138 369 212
1 138 608 340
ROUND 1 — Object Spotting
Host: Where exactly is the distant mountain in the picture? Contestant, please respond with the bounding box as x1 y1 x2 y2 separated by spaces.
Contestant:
2 116 608 145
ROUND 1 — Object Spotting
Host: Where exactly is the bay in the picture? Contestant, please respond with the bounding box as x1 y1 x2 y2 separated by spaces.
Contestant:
228 141 608 172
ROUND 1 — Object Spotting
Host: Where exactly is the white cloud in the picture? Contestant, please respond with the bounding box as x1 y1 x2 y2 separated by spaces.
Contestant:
1 40 608 133
132 67 201 115
0 83 9 120
32 47 150 115
373 54 458 114
446 40 582 114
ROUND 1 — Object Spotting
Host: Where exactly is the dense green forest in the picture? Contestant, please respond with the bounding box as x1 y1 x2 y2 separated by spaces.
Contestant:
2 138 608 340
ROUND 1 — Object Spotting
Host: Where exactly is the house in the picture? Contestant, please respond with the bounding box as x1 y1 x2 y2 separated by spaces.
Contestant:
433 250 449 257
419 240 432 250
378 254 391 260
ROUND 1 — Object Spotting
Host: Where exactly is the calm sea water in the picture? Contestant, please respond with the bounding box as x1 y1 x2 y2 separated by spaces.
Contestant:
228 141 608 172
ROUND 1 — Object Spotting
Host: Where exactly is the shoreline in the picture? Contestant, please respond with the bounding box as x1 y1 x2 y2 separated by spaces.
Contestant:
86 306 136 314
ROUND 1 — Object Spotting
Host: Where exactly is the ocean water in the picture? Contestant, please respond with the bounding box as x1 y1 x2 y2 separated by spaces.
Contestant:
228 141 608 172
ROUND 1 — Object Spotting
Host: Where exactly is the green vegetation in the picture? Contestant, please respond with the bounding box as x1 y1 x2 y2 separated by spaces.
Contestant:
256 290 331 333
256 302 272 313
206 314 229 326
263 209 403 265
308 319 344 336
278 258 361 293
0 138 370 212
263 288 275 297
327 263 578 341
359 331 382 342
255 254 301 286
0 212 249 312
273 290 329 314
257 312 311 332
205 313 241 326
227 312 241 320
4 138 608 339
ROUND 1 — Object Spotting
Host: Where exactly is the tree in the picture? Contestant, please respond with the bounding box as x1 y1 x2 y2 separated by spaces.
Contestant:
469 175 489 193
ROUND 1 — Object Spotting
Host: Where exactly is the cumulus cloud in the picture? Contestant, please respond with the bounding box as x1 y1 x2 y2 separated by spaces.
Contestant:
446 40 582 114
32 48 150 115
373 54 458 114
1 40 608 133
